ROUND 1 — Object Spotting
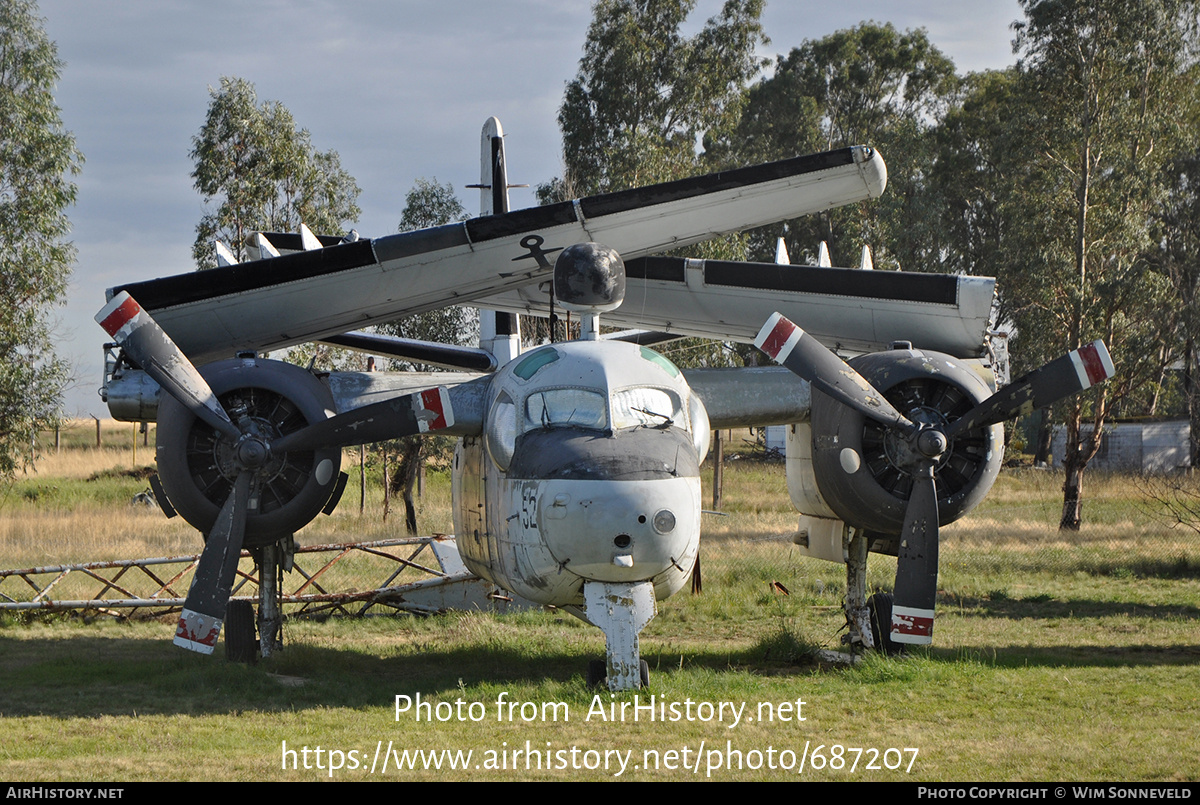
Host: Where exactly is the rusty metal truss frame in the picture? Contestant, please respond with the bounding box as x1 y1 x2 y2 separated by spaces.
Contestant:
0 536 480 619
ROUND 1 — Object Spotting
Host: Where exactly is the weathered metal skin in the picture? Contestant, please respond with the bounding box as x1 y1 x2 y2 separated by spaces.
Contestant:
806 349 1004 534
452 339 704 609
155 358 343 548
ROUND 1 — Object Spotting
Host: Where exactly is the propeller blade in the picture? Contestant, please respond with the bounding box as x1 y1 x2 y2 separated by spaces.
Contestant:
174 471 252 654
890 467 939 645
96 291 241 442
270 386 455 454
946 340 1115 440
755 312 914 432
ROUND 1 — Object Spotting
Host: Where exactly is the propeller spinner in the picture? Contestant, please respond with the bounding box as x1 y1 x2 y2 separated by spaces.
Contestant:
97 291 455 653
755 312 1114 646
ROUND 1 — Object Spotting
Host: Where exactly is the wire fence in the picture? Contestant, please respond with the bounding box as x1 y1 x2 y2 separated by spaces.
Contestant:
5 432 1197 625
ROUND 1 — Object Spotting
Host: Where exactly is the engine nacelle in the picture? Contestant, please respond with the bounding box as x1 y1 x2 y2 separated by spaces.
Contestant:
155 357 344 547
789 348 1004 536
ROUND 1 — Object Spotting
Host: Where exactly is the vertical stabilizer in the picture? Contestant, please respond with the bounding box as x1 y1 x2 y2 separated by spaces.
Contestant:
477 117 521 363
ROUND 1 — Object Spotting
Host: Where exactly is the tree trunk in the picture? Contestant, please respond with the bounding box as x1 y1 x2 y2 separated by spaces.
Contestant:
1059 408 1084 531
389 438 424 535
381 449 390 522
1186 337 1200 471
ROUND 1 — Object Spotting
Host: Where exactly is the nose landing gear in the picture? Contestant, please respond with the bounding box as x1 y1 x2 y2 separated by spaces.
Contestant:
583 580 656 690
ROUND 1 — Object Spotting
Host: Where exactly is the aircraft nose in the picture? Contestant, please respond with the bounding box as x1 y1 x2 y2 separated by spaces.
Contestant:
536 475 700 585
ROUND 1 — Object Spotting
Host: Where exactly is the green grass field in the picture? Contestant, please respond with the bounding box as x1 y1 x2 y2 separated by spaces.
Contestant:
0 425 1197 781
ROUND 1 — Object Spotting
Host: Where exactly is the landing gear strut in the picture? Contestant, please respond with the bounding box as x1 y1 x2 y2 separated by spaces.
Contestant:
223 536 292 664
584 580 655 690
843 527 874 654
257 537 294 658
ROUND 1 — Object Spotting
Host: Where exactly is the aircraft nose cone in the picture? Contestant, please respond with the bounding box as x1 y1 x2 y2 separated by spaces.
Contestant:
537 477 699 586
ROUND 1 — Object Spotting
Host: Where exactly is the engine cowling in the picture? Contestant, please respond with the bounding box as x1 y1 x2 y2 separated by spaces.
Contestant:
809 348 1004 535
155 357 343 547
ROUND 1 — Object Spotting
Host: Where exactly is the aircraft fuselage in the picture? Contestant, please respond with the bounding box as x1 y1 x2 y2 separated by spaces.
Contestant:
452 340 706 610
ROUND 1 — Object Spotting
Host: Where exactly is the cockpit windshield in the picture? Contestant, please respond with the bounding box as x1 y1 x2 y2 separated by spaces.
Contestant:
521 385 689 434
525 388 607 430
611 387 685 430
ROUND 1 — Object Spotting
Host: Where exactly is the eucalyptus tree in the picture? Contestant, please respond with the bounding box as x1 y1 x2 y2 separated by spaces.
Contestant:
376 178 474 534
557 0 768 197
715 22 959 268
549 0 769 371
1151 147 1200 467
190 77 360 268
1005 0 1198 528
0 0 82 477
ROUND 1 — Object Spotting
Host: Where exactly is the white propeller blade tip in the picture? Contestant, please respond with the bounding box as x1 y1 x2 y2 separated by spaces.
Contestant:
95 291 142 340
414 387 455 432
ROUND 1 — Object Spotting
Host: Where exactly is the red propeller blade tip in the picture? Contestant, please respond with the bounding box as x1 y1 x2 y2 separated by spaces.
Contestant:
1071 341 1115 389
890 604 934 645
96 291 143 340
754 312 802 362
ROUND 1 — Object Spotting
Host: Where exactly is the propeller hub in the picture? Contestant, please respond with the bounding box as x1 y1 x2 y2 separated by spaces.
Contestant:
882 405 953 474
236 436 270 469
916 428 948 459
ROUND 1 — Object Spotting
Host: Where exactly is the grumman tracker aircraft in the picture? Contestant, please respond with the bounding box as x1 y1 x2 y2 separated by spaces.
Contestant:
96 120 1113 689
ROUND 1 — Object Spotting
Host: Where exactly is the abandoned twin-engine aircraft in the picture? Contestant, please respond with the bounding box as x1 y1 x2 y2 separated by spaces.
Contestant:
97 119 1114 690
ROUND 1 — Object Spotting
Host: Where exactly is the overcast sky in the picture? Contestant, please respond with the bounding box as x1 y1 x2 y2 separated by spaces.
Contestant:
36 0 1022 417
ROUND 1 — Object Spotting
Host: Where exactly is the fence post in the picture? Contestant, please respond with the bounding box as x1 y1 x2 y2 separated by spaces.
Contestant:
712 429 724 510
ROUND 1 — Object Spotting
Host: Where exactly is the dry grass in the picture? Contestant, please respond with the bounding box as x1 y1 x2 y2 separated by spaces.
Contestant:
5 423 1196 574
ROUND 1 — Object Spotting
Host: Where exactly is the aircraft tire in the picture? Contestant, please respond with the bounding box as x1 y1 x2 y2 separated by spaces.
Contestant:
225 600 258 664
639 659 650 688
867 593 905 656
587 660 606 689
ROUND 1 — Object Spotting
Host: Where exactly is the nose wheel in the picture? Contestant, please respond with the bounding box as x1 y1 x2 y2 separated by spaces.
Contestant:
588 658 650 689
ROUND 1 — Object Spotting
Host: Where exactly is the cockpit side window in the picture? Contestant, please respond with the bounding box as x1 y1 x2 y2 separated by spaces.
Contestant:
485 390 518 469
525 388 607 430
611 387 686 430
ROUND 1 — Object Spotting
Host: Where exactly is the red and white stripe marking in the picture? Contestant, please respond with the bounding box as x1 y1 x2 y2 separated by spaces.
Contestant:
95 291 145 342
1069 341 1115 389
415 387 454 432
174 608 221 655
754 312 804 363
890 605 934 645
